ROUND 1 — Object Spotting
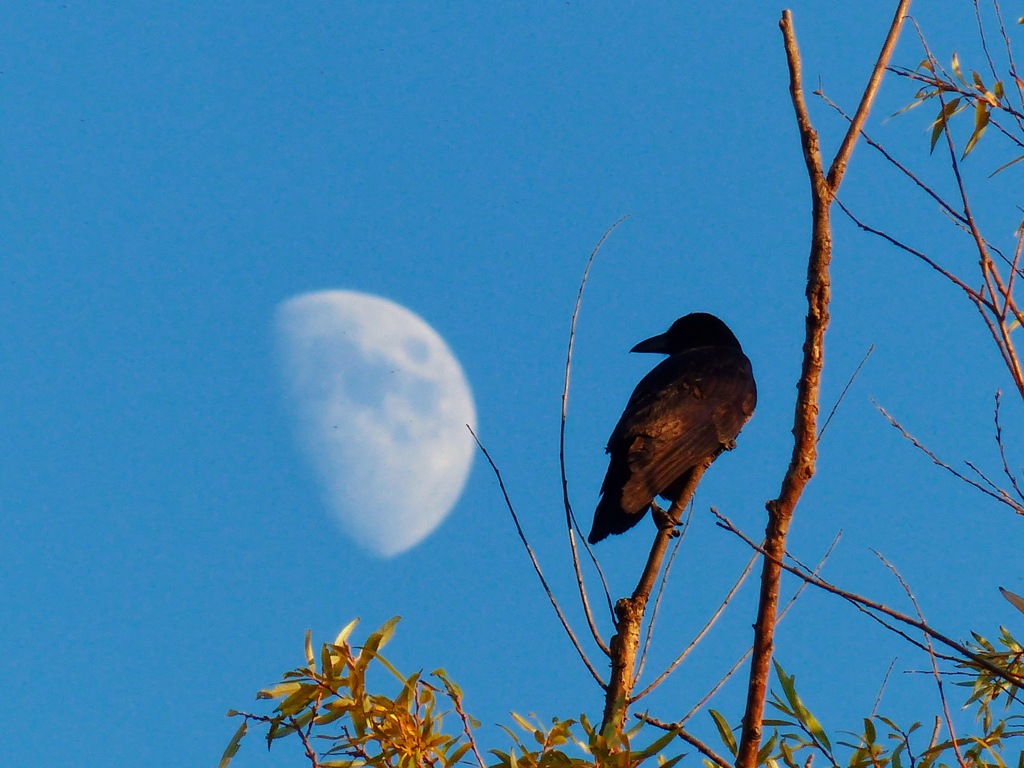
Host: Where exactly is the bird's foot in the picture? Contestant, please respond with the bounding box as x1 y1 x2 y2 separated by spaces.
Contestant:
650 501 679 533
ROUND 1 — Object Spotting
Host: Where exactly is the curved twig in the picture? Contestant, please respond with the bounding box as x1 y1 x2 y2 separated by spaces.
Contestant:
873 551 967 768
678 530 841 725
469 427 606 689
631 551 758 702
561 216 630 642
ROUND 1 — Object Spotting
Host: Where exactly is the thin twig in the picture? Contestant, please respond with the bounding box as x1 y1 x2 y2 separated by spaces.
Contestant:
817 92 970 228
874 401 1024 514
713 509 1024 689
468 426 606 688
873 552 967 768
991 0 1024 118
972 0 999 84
871 657 898 717
445 680 487 768
993 391 1024 503
679 531 841 725
834 198 990 304
638 715 733 768
819 344 875 441
631 551 758 702
561 217 630 637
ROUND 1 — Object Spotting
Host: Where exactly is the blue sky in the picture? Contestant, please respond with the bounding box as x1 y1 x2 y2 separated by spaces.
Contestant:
3 2 1024 766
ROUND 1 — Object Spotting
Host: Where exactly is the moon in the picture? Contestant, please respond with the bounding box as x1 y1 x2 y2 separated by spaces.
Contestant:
275 290 477 557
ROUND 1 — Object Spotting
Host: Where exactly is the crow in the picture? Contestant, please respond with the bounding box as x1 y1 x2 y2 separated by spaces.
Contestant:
588 313 757 544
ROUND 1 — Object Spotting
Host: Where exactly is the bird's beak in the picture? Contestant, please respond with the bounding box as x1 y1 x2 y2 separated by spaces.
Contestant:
630 332 670 354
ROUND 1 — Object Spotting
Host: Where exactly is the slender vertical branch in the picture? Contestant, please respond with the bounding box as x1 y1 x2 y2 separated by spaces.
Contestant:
561 217 630 654
735 6 911 767
827 0 916 188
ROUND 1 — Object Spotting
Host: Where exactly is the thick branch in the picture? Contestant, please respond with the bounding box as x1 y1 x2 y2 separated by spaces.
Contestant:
600 460 711 735
735 7 910 767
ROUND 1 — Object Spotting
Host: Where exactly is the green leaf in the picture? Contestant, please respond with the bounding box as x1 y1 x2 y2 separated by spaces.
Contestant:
257 682 302 700
376 615 401 649
334 618 360 646
511 712 536 733
218 720 247 768
321 645 335 681
305 630 315 668
779 740 799 768
659 754 685 768
864 718 877 743
277 684 319 717
930 98 961 153
709 710 738 756
962 101 990 158
1001 588 1024 615
313 708 349 726
951 52 965 84
636 728 679 760
446 743 473 767
773 662 831 752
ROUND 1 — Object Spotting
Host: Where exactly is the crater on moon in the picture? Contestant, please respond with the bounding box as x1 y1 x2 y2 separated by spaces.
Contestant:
276 290 477 556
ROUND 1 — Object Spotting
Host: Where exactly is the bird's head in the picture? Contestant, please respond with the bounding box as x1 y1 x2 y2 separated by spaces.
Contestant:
630 312 742 355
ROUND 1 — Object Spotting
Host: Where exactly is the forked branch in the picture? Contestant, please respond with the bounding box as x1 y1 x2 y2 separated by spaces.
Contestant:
736 5 912 767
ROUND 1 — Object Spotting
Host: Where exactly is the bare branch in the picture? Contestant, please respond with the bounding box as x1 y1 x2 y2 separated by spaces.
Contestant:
637 502 693 681
873 552 967 768
874 401 1024 514
993 391 1024 503
827 0 915 189
601 461 711 734
638 715 734 768
818 344 875 441
679 530 841 725
736 3 916 760
561 217 630 645
631 551 758 702
713 509 1024 689
871 657 898 717
469 427 607 689
816 92 970 228
834 198 990 305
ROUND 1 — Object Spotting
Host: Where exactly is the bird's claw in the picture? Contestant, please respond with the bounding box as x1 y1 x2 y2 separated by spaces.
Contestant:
650 501 679 532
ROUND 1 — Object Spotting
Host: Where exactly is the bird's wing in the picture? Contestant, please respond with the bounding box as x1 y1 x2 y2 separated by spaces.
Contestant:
608 348 756 515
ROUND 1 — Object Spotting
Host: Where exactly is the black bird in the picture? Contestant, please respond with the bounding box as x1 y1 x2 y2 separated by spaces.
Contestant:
588 313 757 544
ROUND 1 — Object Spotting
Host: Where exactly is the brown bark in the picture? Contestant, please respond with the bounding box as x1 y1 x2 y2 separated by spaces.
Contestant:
600 460 711 735
734 4 912 767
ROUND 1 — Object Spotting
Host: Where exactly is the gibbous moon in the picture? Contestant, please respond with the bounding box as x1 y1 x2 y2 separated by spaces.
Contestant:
276 290 477 557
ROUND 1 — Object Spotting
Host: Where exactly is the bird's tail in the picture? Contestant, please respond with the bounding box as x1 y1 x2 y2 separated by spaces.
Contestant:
588 456 648 543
